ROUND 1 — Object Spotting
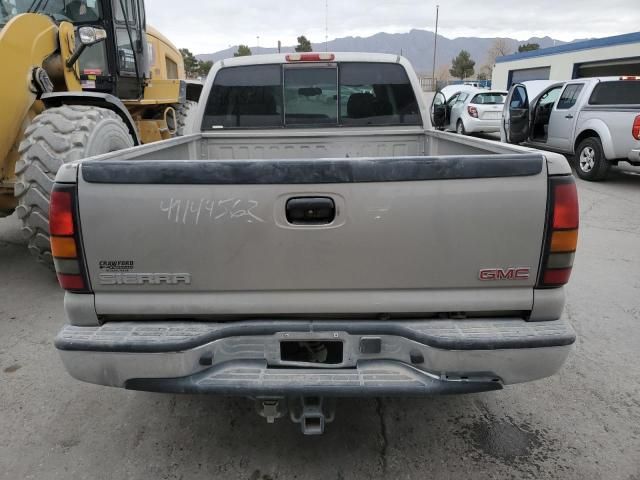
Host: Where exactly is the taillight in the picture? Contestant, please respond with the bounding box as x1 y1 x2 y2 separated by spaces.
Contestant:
467 106 478 118
538 176 579 288
632 115 640 140
286 53 335 62
50 184 91 293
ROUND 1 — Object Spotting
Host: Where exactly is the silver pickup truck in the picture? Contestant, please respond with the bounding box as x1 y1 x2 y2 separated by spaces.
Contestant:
53 53 578 434
500 76 640 181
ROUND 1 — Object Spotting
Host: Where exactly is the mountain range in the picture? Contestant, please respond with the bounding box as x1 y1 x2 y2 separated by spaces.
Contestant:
196 29 578 74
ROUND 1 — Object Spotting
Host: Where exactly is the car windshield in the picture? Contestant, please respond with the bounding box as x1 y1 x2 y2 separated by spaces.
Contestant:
471 93 506 105
1 0 102 27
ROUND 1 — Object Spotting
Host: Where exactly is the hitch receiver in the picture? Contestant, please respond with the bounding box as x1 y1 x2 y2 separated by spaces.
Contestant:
289 397 336 435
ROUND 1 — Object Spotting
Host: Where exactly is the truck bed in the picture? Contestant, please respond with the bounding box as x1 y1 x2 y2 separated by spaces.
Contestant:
57 128 569 323
85 126 571 167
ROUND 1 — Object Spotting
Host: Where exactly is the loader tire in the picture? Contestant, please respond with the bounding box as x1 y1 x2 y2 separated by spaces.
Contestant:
15 105 134 266
174 100 199 136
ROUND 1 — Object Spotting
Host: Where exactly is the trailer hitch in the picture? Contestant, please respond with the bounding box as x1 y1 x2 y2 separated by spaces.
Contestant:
255 397 336 435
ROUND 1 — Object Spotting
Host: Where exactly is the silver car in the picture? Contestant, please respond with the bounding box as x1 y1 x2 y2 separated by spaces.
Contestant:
435 90 507 135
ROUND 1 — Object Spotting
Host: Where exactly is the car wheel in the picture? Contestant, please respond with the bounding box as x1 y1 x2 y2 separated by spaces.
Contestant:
456 120 467 135
575 137 609 182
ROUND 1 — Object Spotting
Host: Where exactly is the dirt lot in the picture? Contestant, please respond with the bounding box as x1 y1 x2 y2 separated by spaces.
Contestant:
1 166 639 480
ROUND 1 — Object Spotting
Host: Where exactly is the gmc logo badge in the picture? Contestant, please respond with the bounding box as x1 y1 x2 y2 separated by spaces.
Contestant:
479 267 530 281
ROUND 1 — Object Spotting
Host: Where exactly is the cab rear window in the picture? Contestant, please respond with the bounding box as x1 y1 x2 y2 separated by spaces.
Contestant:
202 65 283 128
588 81 640 105
202 62 421 129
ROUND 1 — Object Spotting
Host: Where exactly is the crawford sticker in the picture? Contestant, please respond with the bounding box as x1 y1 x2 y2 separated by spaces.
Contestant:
99 260 135 272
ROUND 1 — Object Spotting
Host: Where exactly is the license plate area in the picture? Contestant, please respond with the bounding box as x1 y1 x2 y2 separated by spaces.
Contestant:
280 340 343 365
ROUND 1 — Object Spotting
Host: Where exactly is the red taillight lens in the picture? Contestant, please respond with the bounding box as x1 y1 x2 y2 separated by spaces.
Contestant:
50 190 74 236
539 176 579 288
57 273 86 290
286 53 335 62
552 182 579 229
543 268 573 286
50 184 90 293
632 115 640 140
467 106 478 118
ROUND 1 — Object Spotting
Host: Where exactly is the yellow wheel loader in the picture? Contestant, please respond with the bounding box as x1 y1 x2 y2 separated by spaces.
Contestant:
0 0 201 264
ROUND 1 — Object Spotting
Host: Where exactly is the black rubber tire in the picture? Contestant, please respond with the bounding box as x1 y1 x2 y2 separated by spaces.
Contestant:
574 137 610 182
456 119 467 135
173 100 199 136
15 105 134 266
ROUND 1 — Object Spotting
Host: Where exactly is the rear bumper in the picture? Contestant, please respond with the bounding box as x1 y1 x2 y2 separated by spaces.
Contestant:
628 149 640 163
465 116 501 133
55 318 575 396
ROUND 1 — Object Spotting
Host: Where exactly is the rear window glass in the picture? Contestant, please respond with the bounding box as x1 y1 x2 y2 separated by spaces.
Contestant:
203 65 283 128
202 62 421 129
285 67 337 125
589 81 640 105
339 63 420 126
470 93 506 105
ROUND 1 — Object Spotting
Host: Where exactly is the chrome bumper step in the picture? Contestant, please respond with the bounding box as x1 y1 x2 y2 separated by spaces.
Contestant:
124 360 502 397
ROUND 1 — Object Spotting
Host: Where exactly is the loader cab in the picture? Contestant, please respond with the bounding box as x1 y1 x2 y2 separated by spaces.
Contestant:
76 0 149 100
1 0 149 99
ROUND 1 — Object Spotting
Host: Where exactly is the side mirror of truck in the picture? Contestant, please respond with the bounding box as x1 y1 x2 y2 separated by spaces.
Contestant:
431 91 448 129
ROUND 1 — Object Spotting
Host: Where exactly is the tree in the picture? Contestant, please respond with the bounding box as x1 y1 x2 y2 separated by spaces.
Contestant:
435 64 451 83
295 35 313 52
482 38 513 80
489 38 512 58
179 48 200 78
234 45 252 57
198 60 213 77
449 50 475 80
518 42 540 53
477 63 493 81
486 38 512 68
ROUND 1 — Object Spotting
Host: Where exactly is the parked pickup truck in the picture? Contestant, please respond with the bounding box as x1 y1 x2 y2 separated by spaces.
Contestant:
500 76 640 181
53 53 578 435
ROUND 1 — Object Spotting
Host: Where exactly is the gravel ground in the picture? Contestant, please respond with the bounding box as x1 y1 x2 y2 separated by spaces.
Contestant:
1 166 639 480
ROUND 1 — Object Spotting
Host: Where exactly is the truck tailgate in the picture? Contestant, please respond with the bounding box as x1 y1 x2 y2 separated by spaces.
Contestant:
76 155 548 318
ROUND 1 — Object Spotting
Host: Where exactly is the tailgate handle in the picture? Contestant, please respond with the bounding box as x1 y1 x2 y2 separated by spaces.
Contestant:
286 197 335 225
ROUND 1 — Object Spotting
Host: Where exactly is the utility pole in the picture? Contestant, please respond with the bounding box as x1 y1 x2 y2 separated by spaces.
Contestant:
278 40 281 53
257 36 260 51
325 0 329 51
431 4 439 91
